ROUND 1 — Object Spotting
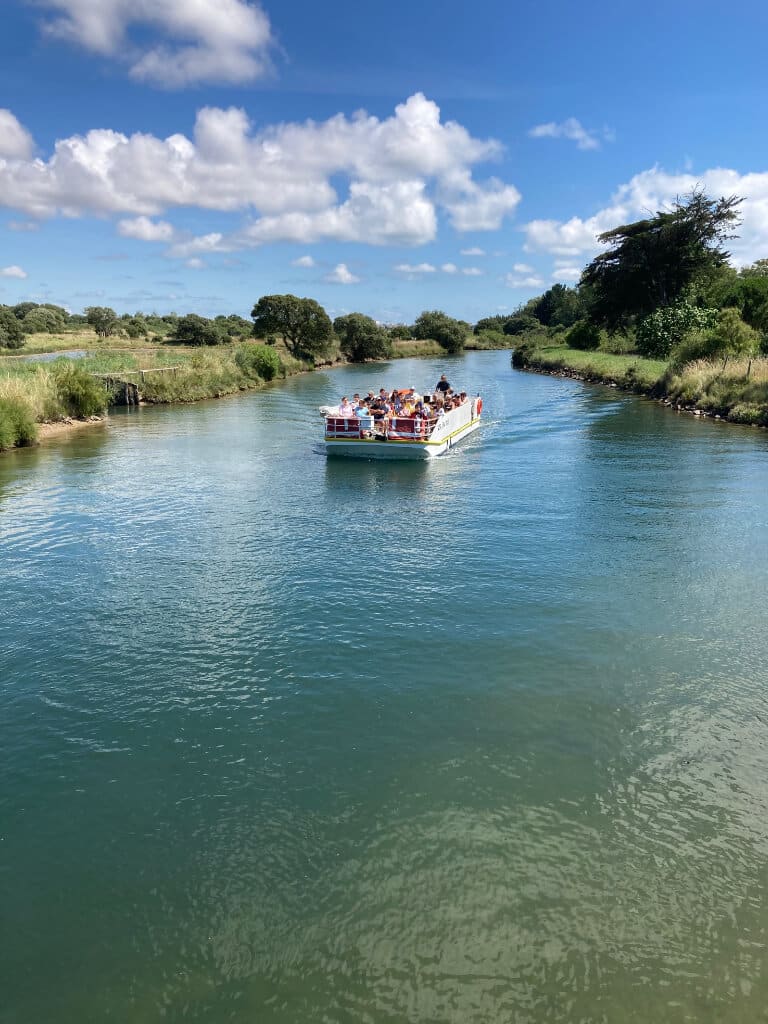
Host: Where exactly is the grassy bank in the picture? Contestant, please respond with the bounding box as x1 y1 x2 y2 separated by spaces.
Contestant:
515 341 768 426
0 343 299 451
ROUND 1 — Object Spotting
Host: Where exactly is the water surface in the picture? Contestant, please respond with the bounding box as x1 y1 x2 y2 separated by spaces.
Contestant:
2 351 768 1023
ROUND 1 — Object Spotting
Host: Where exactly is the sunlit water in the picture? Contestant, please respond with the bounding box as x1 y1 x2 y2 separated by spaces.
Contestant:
2 351 768 1023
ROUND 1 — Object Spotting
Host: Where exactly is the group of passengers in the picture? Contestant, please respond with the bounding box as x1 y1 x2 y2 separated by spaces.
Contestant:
338 376 468 421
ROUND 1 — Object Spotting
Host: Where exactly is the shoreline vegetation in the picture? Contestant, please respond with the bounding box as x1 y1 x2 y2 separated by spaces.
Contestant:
4 190 768 450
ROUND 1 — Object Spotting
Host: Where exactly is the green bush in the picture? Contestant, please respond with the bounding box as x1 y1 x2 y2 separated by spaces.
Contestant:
566 320 601 351
0 397 38 450
0 309 26 349
669 331 724 369
53 364 109 417
636 302 717 359
234 343 282 381
511 337 540 367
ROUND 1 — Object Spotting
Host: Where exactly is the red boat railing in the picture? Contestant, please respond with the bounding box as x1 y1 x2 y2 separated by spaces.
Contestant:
324 415 439 440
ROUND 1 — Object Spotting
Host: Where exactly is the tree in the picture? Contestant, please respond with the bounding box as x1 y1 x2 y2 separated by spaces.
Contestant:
387 323 412 340
565 320 601 351
12 301 39 320
171 314 224 346
503 313 540 336
474 314 511 335
582 190 743 329
21 307 63 334
333 313 392 362
530 284 584 327
636 302 718 359
412 310 467 353
251 294 334 361
707 308 760 371
85 306 119 337
740 259 768 278
0 309 25 349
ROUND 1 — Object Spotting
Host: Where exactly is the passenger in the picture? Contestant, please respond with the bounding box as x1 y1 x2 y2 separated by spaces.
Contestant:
339 396 355 415
392 392 404 414
459 391 468 404
436 374 451 394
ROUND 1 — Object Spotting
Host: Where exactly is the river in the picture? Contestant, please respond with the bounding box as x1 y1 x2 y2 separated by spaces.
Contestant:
2 350 768 1023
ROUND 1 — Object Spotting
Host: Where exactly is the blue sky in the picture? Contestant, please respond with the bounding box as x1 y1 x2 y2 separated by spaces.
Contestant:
2 0 768 323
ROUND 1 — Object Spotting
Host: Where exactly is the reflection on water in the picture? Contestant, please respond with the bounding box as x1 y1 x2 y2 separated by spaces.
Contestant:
2 351 768 1023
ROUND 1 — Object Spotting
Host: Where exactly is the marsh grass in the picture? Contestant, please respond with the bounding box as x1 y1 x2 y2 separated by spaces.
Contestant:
520 344 667 390
664 357 768 424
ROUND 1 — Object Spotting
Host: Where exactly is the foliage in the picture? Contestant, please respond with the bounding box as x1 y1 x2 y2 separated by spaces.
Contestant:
582 190 742 329
333 313 392 362
171 313 224 346
251 294 334 361
513 343 667 389
234 343 282 381
0 309 26 349
510 336 542 368
468 329 509 350
412 310 467 353
12 301 39 321
707 307 760 366
21 307 64 334
387 323 412 340
85 306 119 337
530 284 584 328
215 314 253 340
503 313 540 336
636 302 718 358
52 364 109 417
474 314 511 335
123 316 149 338
566 319 602 351
0 397 38 450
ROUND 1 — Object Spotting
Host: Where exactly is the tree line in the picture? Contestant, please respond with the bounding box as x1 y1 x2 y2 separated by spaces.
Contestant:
0 295 487 364
493 190 768 371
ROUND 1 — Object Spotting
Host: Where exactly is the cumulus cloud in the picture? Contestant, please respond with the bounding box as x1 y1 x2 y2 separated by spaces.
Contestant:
512 262 534 273
441 262 458 274
37 0 275 88
505 273 544 288
117 216 175 241
0 109 34 160
291 255 315 268
462 266 483 276
0 94 519 252
523 165 768 267
325 263 359 284
185 258 205 270
552 261 581 282
528 118 608 151
1 265 28 278
460 246 485 256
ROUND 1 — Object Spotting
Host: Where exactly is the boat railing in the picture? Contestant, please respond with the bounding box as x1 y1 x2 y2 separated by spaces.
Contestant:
325 415 439 441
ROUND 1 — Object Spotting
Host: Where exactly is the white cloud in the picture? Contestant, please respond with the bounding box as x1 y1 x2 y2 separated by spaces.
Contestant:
0 265 28 278
185 258 205 270
528 118 608 151
505 273 544 288
523 165 768 267
552 260 581 282
513 262 534 273
325 263 359 284
7 220 39 232
0 110 34 160
441 262 458 274
291 255 315 268
462 266 483 276
394 263 437 276
0 94 518 252
117 216 175 241
37 0 275 88
460 246 485 256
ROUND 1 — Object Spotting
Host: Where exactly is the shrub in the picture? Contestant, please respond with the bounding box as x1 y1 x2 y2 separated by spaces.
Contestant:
566 320 601 351
53 364 109 417
0 397 38 450
511 337 540 367
503 313 540 336
234 343 282 381
0 309 25 349
669 331 724 370
412 310 468 353
333 313 392 361
636 302 717 359
599 330 636 354
171 314 224 346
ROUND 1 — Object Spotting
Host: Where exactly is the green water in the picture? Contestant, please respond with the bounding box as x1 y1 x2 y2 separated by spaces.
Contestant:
2 351 768 1023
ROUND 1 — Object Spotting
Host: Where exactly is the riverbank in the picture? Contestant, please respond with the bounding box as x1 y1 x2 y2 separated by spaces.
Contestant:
514 343 768 426
0 333 507 452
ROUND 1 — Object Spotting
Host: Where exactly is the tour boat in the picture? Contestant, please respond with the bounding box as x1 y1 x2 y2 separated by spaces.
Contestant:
322 393 482 459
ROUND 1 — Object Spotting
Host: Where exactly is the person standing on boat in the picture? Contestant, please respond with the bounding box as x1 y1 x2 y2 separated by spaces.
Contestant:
436 374 450 395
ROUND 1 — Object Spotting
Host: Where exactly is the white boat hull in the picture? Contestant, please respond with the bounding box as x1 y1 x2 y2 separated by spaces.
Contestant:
325 405 481 459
